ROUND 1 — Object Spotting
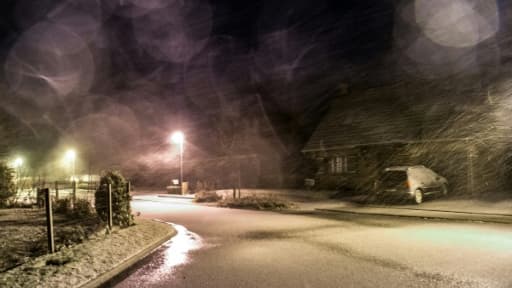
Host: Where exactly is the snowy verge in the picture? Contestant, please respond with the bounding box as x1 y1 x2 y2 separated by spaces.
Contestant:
0 218 176 288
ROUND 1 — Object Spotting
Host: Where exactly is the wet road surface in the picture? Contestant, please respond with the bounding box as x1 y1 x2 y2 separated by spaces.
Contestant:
114 222 203 287
115 194 512 287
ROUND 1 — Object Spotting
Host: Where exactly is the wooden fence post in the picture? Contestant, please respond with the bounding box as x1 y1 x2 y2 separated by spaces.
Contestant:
126 181 131 194
37 188 43 208
44 188 55 253
108 184 113 229
72 181 77 206
54 181 59 201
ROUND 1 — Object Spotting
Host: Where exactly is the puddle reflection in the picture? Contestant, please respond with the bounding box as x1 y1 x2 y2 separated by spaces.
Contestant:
159 223 203 270
115 221 203 287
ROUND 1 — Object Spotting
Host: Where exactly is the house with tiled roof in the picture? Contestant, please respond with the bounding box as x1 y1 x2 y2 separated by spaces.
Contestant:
302 81 512 196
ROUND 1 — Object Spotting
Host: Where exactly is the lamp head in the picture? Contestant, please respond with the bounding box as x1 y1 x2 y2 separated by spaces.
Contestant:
171 131 185 144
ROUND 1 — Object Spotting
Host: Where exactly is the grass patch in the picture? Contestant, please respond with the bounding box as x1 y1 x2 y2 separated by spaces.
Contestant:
0 218 175 288
218 195 293 210
0 208 102 273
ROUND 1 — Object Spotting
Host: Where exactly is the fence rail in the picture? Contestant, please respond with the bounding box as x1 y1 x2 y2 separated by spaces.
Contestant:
12 181 100 206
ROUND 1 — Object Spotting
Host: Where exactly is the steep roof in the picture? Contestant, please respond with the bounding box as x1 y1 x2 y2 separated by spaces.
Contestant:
303 82 512 153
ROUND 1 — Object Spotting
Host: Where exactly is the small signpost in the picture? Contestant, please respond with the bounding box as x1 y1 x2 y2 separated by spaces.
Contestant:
43 188 55 253
107 184 113 229
72 180 77 206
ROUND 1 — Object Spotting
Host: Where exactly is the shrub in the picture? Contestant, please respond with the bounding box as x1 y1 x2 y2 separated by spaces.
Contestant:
1 252 23 272
94 170 134 228
72 199 94 219
54 199 72 215
194 191 221 203
28 238 47 257
54 198 95 219
218 195 292 210
56 226 87 247
46 253 75 266
0 162 15 207
27 226 88 259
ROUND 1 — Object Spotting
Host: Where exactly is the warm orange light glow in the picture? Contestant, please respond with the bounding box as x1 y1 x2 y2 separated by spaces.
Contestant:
64 149 76 162
13 157 23 168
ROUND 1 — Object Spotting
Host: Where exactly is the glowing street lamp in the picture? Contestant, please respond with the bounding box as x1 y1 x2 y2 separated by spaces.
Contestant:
13 157 23 169
64 149 76 181
12 156 23 191
170 131 185 193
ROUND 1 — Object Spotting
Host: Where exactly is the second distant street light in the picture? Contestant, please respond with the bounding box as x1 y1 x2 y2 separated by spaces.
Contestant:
13 156 23 192
64 149 76 182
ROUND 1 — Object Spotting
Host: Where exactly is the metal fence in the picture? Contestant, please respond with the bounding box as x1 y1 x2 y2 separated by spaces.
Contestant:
12 180 99 207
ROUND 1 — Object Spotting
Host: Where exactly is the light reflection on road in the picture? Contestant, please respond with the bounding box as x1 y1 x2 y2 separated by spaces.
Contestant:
158 222 203 272
115 221 203 287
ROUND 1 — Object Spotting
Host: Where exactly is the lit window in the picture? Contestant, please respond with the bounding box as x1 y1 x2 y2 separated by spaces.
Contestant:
329 157 343 174
329 156 357 174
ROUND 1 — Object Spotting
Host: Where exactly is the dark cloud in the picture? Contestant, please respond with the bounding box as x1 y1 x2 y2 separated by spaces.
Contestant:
1 0 509 177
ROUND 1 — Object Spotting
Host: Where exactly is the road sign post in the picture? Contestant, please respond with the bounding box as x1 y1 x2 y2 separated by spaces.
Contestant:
72 180 77 206
107 184 113 229
44 188 55 253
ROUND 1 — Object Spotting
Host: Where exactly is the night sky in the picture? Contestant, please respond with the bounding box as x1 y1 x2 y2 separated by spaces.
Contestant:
0 0 509 178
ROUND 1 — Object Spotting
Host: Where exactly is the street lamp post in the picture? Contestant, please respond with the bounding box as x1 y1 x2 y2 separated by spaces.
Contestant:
64 149 76 182
13 157 23 192
171 131 185 194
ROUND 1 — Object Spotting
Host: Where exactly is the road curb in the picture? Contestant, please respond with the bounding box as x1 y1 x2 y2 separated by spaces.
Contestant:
157 194 195 200
364 205 512 217
316 208 512 224
79 221 177 288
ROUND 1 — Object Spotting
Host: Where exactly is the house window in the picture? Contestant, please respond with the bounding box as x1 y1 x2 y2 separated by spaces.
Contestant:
329 156 356 174
329 157 343 174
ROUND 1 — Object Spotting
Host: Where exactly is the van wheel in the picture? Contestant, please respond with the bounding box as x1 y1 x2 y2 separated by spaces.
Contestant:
414 189 423 204
441 184 448 196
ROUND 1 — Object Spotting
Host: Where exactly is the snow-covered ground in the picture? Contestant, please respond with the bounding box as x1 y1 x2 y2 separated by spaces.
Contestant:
0 217 175 287
118 195 512 288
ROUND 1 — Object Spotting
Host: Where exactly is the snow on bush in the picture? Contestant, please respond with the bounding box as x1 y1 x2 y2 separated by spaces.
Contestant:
95 170 134 227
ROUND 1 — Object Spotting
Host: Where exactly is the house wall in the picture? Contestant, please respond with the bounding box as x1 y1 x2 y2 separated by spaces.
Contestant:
472 141 512 195
307 140 512 196
308 148 360 191
309 146 398 191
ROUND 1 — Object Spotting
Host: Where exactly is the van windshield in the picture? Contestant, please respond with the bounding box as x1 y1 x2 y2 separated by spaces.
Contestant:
381 171 407 187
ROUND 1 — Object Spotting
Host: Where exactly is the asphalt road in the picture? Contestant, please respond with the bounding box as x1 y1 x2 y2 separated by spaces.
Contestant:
115 195 512 288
